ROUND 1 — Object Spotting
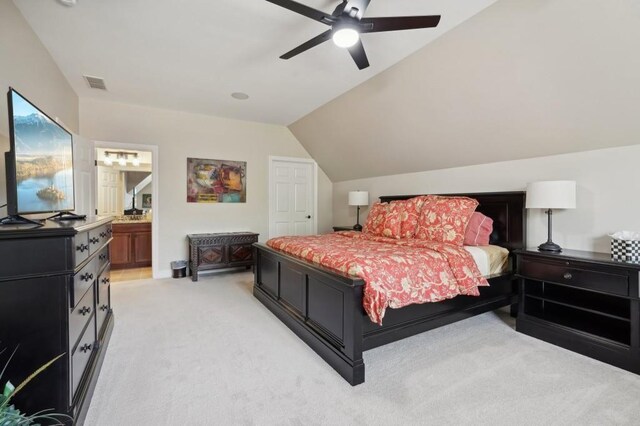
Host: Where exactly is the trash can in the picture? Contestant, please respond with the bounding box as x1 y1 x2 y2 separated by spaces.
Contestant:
170 260 188 278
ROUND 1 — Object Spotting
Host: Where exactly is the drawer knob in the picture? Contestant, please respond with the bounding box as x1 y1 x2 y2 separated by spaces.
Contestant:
76 243 89 253
101 277 110 285
100 305 108 311
563 272 573 280
81 273 94 282
100 232 107 238
90 237 100 244
79 343 92 353
79 306 91 316
99 254 107 261
107 228 113 235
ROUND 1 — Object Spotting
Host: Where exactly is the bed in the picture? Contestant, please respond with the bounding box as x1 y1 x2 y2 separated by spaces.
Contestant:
253 191 526 385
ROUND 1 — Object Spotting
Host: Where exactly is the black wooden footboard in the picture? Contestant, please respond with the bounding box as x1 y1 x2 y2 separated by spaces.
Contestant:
253 244 366 385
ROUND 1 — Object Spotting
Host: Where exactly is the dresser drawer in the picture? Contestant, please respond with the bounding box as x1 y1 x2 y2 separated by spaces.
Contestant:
96 269 111 336
73 257 97 307
74 231 90 267
89 223 111 255
520 258 629 296
97 245 110 273
69 285 94 351
71 318 96 399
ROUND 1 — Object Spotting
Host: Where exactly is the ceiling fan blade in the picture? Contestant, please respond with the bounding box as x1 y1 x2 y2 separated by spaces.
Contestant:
347 40 370 70
280 30 333 59
360 15 441 33
266 0 334 25
331 1 348 16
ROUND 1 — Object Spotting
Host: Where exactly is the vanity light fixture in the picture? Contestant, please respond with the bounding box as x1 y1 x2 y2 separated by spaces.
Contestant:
103 150 141 167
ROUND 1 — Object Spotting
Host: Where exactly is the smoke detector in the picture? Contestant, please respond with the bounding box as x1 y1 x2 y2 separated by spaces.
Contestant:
57 0 77 6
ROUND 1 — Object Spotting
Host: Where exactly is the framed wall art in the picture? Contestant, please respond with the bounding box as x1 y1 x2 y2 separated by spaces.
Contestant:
142 193 152 208
187 158 247 203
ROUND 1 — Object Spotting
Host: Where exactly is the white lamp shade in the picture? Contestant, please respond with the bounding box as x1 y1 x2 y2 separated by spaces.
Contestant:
348 191 369 206
526 180 576 209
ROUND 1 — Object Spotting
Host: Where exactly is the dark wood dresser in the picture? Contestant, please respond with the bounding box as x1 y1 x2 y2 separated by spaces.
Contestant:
188 232 258 281
515 249 640 374
0 217 114 425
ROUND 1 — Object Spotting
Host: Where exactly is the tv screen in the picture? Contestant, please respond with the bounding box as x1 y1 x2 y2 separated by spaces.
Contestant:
7 88 75 214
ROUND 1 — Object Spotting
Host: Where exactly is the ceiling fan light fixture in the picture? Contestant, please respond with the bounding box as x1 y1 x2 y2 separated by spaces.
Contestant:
332 28 359 48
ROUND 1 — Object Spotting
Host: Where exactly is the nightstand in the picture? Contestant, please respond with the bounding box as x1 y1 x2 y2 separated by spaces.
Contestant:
333 226 358 232
515 249 640 374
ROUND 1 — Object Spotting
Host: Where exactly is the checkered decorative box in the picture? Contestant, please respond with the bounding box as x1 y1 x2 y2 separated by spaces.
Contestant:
611 238 640 262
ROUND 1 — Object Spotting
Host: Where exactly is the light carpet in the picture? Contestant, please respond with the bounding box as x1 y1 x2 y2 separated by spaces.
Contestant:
85 272 640 425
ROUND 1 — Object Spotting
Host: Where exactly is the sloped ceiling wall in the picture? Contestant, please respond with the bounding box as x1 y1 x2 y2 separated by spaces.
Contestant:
289 0 640 182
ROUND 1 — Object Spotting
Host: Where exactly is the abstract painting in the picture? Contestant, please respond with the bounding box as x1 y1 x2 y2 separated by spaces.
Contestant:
187 158 247 203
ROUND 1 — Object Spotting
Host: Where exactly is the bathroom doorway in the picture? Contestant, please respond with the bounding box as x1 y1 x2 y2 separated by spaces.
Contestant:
94 142 159 281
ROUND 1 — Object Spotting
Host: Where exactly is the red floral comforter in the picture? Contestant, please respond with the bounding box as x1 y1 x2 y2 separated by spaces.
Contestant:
266 232 488 325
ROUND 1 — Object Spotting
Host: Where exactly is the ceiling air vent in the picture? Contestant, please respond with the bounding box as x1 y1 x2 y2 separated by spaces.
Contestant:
83 75 107 90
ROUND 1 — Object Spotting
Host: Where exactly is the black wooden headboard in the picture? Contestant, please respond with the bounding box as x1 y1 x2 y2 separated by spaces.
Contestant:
379 191 526 251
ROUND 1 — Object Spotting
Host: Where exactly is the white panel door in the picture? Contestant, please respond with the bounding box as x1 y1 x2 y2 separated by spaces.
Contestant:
269 158 316 238
72 135 95 216
96 166 122 216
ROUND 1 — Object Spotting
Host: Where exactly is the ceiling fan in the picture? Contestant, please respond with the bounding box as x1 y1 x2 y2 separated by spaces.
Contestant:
266 0 441 70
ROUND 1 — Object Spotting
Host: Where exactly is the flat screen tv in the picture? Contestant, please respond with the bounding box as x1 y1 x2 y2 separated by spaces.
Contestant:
3 88 75 222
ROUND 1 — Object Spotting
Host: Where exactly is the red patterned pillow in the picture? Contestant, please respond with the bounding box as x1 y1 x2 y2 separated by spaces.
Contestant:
390 196 431 239
415 196 479 246
464 212 494 246
363 202 389 236
382 202 403 238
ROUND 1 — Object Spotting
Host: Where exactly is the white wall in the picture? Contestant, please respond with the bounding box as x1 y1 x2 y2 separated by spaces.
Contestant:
0 0 79 216
80 98 333 277
333 145 640 254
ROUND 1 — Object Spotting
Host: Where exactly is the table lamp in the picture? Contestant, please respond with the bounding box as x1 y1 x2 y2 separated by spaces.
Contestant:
526 180 576 252
348 191 369 231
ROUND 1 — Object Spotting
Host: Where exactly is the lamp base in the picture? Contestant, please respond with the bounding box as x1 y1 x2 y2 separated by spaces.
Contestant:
353 224 363 231
538 241 562 252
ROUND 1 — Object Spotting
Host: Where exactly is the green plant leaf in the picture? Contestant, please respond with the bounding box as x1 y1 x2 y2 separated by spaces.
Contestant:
2 382 14 399
3 353 65 409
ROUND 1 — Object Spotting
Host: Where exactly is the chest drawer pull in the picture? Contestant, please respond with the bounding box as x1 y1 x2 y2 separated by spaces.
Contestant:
77 243 89 253
90 237 100 244
100 232 107 238
81 272 94 282
79 306 91 316
99 253 107 261
563 272 572 280
107 228 112 235
79 343 92 353
100 304 108 312
101 277 110 285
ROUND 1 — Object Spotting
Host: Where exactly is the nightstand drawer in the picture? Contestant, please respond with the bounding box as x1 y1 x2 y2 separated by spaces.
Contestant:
520 258 629 296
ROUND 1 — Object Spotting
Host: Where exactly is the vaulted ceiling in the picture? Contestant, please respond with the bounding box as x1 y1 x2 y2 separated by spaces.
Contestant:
289 0 640 182
13 0 497 125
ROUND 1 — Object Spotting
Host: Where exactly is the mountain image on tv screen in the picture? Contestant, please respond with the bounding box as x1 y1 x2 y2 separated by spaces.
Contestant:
11 90 74 213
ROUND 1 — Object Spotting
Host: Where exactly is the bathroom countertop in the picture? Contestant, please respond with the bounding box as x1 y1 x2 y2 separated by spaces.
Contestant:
112 216 152 225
